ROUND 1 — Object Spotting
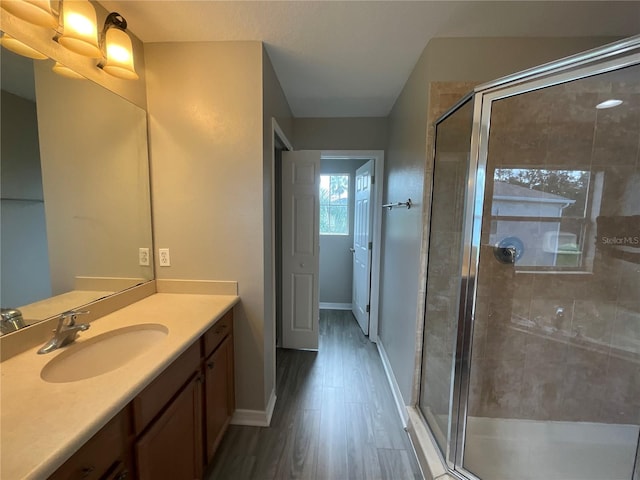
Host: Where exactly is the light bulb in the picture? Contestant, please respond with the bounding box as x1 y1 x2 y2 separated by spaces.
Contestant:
1 0 56 28
52 61 85 79
0 33 47 59
57 0 101 58
101 26 138 80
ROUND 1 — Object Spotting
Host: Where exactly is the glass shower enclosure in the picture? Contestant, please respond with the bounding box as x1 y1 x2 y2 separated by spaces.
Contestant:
419 36 640 480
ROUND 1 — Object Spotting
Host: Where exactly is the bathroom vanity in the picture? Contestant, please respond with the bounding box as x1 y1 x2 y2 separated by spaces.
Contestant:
0 290 239 480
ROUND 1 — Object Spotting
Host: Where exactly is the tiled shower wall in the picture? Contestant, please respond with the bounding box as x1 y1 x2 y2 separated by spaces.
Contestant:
468 67 640 425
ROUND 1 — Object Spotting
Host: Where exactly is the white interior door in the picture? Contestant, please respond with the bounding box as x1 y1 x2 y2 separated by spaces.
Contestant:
352 160 374 335
281 150 320 350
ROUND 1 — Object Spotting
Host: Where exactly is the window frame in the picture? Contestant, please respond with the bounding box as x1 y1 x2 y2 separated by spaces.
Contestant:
490 166 599 274
319 173 350 236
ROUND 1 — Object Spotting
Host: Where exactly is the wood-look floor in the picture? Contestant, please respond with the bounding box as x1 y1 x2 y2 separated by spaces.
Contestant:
207 309 422 480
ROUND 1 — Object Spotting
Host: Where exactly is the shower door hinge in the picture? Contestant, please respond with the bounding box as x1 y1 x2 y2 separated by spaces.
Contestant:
371 175 375 185
366 304 370 313
368 241 373 250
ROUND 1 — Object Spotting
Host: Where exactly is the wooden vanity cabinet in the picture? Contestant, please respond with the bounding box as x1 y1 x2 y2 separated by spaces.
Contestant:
47 309 234 480
134 372 204 480
48 408 132 480
134 309 235 478
133 341 204 480
204 335 234 463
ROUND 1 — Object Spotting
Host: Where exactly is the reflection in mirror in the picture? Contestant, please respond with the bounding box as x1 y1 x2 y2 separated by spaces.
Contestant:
0 46 153 334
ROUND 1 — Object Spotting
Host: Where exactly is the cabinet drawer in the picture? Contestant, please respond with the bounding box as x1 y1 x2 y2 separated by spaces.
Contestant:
48 409 129 480
203 309 233 357
133 341 200 435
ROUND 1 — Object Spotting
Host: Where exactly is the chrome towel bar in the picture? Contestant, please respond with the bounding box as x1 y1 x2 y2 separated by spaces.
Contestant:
382 199 412 210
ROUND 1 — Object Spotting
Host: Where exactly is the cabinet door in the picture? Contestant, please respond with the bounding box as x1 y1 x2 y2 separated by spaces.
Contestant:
135 374 203 480
48 409 129 480
204 336 232 463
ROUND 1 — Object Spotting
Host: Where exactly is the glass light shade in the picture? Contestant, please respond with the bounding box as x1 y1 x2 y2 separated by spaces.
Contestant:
58 0 101 58
0 33 47 59
1 0 56 27
52 61 85 79
101 26 138 80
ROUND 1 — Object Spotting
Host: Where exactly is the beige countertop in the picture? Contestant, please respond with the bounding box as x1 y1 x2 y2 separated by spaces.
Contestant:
0 292 239 480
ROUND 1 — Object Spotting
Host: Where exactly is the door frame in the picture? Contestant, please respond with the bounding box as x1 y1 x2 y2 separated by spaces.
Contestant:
321 150 385 343
270 119 293 396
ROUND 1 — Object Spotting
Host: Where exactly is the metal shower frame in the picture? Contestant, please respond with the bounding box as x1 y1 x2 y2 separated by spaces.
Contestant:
422 34 640 480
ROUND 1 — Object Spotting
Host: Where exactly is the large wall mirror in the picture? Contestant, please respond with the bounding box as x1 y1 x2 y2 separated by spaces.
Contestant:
1 40 153 334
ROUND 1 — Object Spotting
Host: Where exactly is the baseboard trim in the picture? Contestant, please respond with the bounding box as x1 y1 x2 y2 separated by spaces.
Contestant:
406 407 450 480
377 339 409 428
265 388 277 425
319 302 352 310
230 389 277 427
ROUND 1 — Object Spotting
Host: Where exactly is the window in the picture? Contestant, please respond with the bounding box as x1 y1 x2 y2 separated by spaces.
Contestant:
490 167 599 272
320 174 349 235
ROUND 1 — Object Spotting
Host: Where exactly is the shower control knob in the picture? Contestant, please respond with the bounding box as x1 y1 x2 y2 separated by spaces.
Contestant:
493 237 524 264
493 246 517 264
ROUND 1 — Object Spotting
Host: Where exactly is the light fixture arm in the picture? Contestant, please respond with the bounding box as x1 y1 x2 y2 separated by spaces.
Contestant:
104 12 127 33
97 11 139 80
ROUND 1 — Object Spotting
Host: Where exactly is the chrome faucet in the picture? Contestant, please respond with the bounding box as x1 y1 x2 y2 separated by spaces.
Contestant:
37 310 90 354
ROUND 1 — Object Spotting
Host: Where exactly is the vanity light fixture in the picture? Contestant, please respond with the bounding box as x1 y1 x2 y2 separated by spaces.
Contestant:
52 60 85 79
97 12 138 80
596 99 623 109
0 32 48 59
2 1 138 80
56 0 101 58
0 0 57 28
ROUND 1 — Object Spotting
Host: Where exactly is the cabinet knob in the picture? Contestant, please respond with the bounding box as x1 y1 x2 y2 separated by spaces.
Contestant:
207 361 215 369
115 470 129 480
81 466 95 478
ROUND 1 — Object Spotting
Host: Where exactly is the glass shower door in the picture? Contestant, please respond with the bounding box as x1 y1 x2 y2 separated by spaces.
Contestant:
419 97 473 461
462 63 640 480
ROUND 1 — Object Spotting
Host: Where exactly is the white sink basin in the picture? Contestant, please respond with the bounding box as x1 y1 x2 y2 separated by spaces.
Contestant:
41 323 168 383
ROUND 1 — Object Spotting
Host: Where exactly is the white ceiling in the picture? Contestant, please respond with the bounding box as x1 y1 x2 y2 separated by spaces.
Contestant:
98 1 640 117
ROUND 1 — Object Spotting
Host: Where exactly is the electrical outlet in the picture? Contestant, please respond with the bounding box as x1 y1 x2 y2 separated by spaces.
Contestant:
138 247 150 266
158 248 171 267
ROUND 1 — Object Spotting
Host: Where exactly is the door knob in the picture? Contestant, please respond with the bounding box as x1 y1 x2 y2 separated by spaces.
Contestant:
349 248 355 253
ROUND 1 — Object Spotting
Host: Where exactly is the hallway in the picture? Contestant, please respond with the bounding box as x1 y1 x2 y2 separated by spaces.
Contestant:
208 310 421 480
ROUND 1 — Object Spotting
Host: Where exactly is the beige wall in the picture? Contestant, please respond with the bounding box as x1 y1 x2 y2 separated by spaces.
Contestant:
0 2 147 109
379 46 431 404
293 117 388 151
34 61 152 295
0 91 51 306
380 36 622 406
145 41 268 411
262 46 293 406
424 37 622 83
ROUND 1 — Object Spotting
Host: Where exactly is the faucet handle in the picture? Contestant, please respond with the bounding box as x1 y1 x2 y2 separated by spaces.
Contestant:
59 310 90 327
